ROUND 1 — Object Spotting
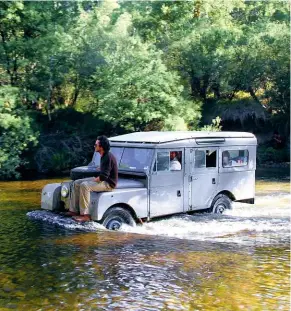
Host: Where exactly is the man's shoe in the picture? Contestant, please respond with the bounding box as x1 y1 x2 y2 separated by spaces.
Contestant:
72 215 91 222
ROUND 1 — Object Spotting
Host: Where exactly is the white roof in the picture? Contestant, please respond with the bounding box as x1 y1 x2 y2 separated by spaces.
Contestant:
110 131 255 144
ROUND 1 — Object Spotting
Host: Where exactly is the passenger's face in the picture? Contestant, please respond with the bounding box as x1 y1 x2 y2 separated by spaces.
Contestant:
94 140 102 153
170 152 176 160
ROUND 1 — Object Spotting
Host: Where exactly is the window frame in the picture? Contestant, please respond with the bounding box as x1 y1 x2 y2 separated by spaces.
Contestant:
194 148 218 171
152 149 183 174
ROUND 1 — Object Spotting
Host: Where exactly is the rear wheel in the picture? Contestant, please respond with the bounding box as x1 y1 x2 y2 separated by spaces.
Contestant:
102 207 136 230
211 194 233 214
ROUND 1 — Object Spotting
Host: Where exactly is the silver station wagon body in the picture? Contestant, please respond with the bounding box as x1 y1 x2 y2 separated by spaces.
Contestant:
41 131 257 228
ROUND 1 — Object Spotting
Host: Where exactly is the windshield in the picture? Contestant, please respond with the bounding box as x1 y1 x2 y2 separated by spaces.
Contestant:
110 147 124 165
119 148 154 171
90 147 154 171
91 152 100 166
91 147 123 166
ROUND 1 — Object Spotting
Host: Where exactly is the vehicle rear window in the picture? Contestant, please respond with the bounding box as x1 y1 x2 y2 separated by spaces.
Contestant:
222 150 249 167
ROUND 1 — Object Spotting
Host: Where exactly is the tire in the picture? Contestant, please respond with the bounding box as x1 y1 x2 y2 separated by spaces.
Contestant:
102 207 136 230
210 194 233 214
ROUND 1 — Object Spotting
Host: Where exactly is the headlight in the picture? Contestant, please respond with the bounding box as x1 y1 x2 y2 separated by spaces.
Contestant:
61 185 69 198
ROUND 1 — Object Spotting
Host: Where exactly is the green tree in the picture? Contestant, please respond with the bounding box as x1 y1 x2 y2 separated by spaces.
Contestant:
122 0 289 133
0 86 38 179
0 1 80 113
69 2 202 131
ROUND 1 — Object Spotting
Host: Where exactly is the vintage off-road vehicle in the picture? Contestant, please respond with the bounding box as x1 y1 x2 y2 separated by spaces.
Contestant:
41 131 257 229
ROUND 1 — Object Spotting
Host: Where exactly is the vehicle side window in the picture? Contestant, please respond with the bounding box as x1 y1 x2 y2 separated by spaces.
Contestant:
195 150 205 168
154 151 182 172
222 150 249 167
156 152 169 171
195 149 217 168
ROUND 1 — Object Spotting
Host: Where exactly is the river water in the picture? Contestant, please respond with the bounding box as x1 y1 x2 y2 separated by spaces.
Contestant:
0 169 289 311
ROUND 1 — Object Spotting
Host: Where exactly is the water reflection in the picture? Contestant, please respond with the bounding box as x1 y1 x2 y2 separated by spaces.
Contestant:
0 176 290 310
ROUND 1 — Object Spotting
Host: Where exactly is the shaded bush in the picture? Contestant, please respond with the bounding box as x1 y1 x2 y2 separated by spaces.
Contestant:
20 108 115 176
33 134 92 174
257 145 290 165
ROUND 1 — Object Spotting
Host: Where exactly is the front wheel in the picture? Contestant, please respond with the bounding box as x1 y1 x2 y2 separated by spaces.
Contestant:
102 207 136 230
210 194 233 214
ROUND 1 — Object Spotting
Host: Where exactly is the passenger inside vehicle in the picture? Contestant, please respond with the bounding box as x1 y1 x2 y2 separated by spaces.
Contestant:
170 151 182 171
222 151 236 167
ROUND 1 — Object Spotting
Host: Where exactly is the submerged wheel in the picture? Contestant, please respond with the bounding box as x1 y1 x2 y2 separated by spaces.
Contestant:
102 207 136 230
211 194 233 214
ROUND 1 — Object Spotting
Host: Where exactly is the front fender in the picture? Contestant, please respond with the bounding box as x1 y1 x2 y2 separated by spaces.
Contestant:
90 188 148 221
41 183 62 211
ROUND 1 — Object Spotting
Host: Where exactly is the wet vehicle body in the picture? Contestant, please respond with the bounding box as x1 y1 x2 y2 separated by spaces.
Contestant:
41 131 257 229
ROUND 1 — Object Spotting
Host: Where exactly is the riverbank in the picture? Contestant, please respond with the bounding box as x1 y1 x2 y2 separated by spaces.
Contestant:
258 162 290 168
256 166 290 181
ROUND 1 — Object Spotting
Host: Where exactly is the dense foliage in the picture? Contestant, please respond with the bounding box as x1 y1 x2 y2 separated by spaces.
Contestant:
0 0 289 179
0 86 38 179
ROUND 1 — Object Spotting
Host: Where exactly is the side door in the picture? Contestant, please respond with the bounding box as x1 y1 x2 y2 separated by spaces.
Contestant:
188 148 219 210
149 149 184 218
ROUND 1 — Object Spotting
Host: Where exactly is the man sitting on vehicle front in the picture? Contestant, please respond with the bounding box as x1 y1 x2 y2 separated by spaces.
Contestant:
65 135 118 222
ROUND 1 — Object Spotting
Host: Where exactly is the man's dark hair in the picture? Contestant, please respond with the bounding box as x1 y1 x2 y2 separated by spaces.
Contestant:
97 135 110 152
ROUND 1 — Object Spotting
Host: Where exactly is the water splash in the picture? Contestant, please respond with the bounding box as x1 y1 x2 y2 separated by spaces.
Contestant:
120 213 289 245
27 192 290 245
27 210 104 231
120 192 290 245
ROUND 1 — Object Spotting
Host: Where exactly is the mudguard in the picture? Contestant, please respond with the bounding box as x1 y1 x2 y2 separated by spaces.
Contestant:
41 183 62 211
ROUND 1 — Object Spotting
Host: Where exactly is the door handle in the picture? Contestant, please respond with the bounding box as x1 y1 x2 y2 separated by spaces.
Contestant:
177 190 181 197
212 178 216 184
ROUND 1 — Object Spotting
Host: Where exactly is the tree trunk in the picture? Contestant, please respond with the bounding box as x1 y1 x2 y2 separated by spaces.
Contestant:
248 87 260 103
212 83 220 99
200 75 209 100
190 76 201 98
71 78 80 106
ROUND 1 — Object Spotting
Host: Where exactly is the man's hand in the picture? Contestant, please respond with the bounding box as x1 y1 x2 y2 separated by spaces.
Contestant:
94 176 100 182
